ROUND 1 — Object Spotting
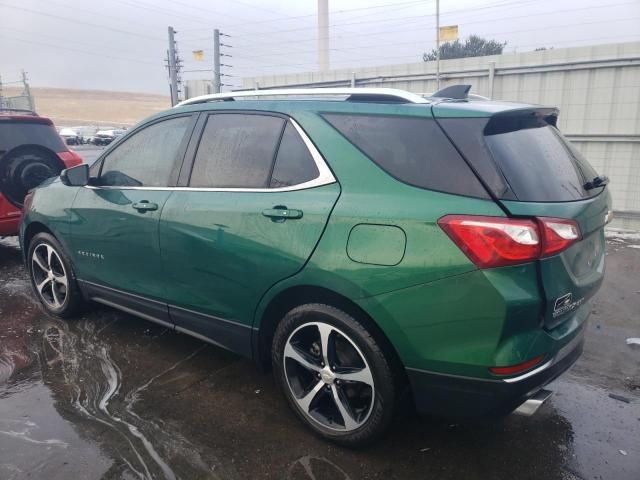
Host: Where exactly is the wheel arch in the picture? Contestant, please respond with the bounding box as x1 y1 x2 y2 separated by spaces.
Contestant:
254 284 407 385
22 221 56 250
21 221 57 265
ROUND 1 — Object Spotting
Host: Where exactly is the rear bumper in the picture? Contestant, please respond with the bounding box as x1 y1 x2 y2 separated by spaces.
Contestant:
407 327 584 417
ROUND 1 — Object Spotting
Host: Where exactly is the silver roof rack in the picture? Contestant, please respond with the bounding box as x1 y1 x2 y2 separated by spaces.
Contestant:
175 88 430 107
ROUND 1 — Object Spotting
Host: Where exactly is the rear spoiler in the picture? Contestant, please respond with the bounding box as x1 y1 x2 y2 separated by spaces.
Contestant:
484 108 559 135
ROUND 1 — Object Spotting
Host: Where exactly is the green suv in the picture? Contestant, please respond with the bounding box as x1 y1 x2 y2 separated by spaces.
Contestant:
19 87 611 446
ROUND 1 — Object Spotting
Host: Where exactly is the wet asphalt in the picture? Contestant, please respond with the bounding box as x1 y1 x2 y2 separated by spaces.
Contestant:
1 228 639 480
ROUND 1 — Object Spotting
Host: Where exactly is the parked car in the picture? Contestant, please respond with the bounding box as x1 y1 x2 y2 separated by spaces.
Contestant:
71 125 99 144
19 87 611 446
0 110 83 236
59 128 81 145
92 130 116 146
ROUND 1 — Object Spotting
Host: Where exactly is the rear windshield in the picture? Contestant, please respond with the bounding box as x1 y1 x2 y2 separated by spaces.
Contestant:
484 116 600 202
0 122 66 153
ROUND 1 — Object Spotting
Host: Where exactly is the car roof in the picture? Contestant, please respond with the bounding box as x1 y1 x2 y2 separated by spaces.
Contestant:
0 111 54 125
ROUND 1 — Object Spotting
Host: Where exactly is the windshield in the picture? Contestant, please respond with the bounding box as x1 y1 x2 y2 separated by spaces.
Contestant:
484 121 601 202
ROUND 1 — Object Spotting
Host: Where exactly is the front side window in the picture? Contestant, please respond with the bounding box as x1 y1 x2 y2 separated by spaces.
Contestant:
190 114 285 188
99 116 190 187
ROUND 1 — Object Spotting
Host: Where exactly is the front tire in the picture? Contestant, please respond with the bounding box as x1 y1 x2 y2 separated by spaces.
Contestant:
27 232 84 318
272 303 397 447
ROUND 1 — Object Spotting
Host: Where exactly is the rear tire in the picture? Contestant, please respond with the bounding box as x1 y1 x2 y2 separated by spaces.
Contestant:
27 232 84 318
272 303 397 447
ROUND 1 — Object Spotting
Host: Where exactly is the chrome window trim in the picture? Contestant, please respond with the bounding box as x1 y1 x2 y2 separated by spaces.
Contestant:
87 117 336 193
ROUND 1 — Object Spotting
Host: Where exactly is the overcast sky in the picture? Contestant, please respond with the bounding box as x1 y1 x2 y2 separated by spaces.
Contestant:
1 0 638 94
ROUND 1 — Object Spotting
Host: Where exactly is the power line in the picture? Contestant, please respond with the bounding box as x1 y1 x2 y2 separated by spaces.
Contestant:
222 0 636 41
0 34 161 66
179 0 430 33
198 14 640 63
186 0 636 63
0 2 165 42
1 26 146 56
35 0 163 33
110 0 239 27
179 0 548 46
226 33 640 74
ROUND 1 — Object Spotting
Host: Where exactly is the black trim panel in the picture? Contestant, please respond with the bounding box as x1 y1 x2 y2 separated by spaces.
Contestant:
80 280 171 324
407 331 584 418
169 305 252 358
77 280 252 359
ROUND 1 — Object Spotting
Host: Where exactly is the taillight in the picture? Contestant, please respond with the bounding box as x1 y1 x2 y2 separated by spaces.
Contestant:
538 218 581 257
22 192 34 212
57 150 84 166
438 215 581 269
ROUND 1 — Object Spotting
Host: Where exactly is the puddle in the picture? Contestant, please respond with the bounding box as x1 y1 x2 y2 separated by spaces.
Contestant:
1 233 639 479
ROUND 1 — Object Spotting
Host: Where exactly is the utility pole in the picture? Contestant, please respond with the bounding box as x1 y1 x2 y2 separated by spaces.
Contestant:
318 0 329 72
213 28 221 93
22 70 34 111
435 0 440 90
168 26 179 106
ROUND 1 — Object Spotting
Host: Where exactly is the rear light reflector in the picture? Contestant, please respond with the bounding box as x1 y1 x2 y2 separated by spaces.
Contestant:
489 355 545 376
438 215 581 268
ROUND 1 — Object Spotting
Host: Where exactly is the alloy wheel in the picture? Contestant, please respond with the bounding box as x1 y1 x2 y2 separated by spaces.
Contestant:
31 243 69 309
283 321 375 432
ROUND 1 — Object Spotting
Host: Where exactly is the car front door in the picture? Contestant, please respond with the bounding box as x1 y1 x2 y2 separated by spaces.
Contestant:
159 112 339 354
69 114 195 322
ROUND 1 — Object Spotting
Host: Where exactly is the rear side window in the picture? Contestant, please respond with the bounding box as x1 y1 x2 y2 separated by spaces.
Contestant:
99 116 190 187
190 114 285 188
322 113 488 198
270 123 319 188
484 116 600 201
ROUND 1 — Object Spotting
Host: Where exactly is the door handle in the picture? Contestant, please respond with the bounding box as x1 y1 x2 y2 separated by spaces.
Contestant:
262 207 303 221
132 201 159 212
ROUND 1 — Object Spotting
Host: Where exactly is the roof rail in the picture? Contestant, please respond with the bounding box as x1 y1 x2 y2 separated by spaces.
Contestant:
175 88 430 107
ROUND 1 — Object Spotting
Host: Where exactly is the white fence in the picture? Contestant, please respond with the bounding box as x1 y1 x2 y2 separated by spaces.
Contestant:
242 42 640 214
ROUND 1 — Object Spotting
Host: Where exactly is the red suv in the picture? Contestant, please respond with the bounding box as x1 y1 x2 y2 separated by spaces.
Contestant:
0 110 83 236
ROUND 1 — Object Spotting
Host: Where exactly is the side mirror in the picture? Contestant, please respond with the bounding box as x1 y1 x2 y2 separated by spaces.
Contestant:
60 163 89 187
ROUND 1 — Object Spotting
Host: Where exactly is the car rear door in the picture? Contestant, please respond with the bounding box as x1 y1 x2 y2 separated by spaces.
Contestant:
68 114 196 322
159 112 339 354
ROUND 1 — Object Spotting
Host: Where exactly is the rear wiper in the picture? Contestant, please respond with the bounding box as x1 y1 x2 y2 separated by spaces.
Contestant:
584 175 609 190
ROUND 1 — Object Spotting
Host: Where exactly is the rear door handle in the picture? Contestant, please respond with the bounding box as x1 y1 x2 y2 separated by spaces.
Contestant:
262 207 303 221
132 201 158 212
